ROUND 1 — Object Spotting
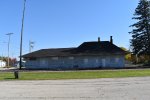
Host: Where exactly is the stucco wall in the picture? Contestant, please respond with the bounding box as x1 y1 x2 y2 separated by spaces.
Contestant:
25 55 125 69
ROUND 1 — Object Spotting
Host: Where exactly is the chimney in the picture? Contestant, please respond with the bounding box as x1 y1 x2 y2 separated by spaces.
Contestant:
110 36 113 44
98 37 100 42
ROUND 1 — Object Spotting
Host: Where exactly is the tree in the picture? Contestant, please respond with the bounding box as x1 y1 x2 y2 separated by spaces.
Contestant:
130 0 150 56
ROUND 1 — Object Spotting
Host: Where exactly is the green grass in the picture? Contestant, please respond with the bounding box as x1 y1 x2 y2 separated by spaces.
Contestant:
1 69 150 80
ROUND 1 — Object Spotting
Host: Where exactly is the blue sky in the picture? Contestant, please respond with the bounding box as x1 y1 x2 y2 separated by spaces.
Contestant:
0 0 139 59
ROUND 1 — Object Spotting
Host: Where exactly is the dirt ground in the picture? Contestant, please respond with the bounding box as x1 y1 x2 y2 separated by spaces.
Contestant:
0 77 150 100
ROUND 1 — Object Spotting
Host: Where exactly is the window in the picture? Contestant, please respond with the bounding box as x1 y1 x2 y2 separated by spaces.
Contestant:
40 60 46 65
52 57 58 60
84 59 88 63
29 57 37 61
96 59 99 63
62 61 65 64
115 58 119 63
102 59 106 67
69 57 74 60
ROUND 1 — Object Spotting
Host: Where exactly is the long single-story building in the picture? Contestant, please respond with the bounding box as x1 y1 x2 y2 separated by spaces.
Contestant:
23 36 126 70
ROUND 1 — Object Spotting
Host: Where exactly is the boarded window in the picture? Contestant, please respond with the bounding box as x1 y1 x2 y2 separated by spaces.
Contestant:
102 59 106 67
40 60 46 65
62 61 65 64
52 57 58 60
69 57 74 60
115 58 119 63
96 59 99 63
84 59 88 64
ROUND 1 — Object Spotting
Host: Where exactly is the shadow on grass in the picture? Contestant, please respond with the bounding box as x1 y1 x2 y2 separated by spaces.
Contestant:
4 77 18 80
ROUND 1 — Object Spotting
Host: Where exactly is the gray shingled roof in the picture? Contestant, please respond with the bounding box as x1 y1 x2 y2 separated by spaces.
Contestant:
23 41 126 58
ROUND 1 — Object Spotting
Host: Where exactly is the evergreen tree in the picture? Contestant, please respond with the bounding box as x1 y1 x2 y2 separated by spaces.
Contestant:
130 0 150 56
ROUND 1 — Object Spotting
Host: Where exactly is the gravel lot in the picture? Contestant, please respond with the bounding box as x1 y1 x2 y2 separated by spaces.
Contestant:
0 77 150 100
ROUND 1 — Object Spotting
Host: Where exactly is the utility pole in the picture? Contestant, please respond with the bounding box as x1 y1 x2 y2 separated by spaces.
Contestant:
6 33 14 67
29 40 34 53
20 0 26 70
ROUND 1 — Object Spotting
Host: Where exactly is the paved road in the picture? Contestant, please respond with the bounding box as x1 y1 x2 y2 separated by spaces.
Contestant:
0 77 150 100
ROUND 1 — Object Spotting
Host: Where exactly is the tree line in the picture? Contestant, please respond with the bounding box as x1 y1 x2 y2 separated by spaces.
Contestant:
0 56 17 67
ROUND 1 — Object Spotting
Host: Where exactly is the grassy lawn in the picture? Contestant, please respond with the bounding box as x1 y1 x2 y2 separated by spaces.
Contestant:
1 69 150 80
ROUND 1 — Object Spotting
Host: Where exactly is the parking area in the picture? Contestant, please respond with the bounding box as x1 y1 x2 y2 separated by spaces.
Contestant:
0 77 150 100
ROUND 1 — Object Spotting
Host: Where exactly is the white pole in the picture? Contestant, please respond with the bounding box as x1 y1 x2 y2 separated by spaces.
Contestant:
6 33 14 67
